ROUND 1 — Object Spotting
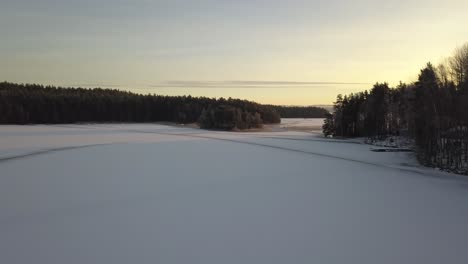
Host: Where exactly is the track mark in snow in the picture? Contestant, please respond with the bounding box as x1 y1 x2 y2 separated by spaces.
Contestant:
49 124 97 130
125 128 427 176
0 143 116 164
260 136 364 145
0 125 426 176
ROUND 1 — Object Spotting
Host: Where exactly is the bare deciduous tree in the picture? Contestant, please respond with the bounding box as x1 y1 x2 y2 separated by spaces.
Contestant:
449 43 468 86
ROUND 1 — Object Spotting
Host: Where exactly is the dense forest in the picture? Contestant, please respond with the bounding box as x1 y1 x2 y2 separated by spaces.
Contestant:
323 43 468 174
267 105 328 118
0 82 283 129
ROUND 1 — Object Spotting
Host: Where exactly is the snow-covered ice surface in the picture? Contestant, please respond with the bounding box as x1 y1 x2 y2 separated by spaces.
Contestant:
1 120 468 264
277 118 324 133
280 118 324 128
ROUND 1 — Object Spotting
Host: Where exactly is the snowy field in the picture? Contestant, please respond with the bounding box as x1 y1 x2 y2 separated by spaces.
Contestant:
1 120 468 264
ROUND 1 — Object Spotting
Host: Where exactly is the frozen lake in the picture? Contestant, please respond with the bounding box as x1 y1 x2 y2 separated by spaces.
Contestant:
1 121 468 264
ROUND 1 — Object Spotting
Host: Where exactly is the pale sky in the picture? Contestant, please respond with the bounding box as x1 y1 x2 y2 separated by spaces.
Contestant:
1 0 467 105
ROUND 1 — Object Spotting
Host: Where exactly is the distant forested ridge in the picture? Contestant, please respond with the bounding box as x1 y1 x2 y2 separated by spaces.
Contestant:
267 105 328 118
323 43 468 174
0 82 280 129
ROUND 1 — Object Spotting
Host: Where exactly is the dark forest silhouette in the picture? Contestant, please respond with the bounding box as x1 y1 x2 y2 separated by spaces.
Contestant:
267 105 328 119
0 82 326 130
323 43 468 174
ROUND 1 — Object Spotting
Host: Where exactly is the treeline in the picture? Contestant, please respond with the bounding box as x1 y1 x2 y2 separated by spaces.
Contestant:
323 43 468 174
267 105 328 118
0 82 280 129
198 105 264 130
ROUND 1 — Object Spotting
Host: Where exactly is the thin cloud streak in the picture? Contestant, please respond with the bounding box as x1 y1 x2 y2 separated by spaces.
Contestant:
57 81 370 91
61 81 370 89
64 83 128 88
149 80 370 89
